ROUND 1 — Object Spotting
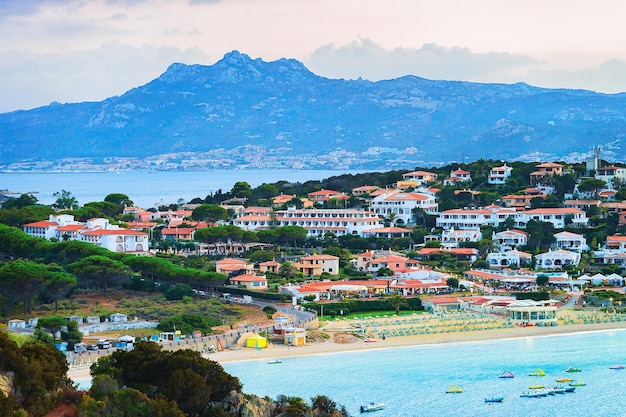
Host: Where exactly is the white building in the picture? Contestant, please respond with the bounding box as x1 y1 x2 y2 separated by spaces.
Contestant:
488 165 513 185
534 249 581 270
553 231 588 252
370 190 438 225
436 207 516 229
486 249 533 268
492 229 529 252
441 227 482 248
24 214 149 255
233 207 382 237
520 208 588 229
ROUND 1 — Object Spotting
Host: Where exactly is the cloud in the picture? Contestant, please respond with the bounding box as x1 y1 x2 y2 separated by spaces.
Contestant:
0 41 212 113
306 38 538 82
305 38 626 94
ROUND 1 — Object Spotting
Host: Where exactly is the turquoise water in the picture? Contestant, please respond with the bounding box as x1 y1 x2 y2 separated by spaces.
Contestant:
0 169 362 208
222 329 626 417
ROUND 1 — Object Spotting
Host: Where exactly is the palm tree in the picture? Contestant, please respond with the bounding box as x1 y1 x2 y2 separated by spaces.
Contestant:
387 293 406 315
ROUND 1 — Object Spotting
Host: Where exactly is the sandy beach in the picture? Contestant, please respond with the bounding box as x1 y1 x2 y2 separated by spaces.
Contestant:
67 309 626 382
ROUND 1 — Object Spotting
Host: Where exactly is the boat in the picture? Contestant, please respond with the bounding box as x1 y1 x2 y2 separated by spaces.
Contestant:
556 377 572 383
609 363 625 370
552 386 567 394
360 402 385 413
569 380 585 386
520 391 543 398
363 338 377 343
484 397 504 403
498 370 514 379
529 368 546 376
565 367 582 373
528 383 545 390
565 387 576 393
266 359 282 364
446 384 463 393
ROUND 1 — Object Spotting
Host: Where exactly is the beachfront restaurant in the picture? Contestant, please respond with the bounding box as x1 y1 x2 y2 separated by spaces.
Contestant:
506 300 558 326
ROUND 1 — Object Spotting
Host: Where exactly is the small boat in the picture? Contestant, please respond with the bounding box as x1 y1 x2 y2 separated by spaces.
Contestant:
565 387 576 393
498 370 514 379
609 363 625 370
569 380 585 386
552 386 567 394
484 397 504 403
446 384 463 393
528 383 545 390
364 338 377 343
529 368 546 376
520 391 542 398
565 367 582 373
266 359 282 364
360 402 384 413
556 377 572 383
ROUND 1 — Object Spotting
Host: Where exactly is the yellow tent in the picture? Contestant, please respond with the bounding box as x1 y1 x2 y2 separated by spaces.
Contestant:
245 333 267 349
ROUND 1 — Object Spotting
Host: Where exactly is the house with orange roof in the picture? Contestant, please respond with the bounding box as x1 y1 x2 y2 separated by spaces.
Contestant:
365 253 421 275
23 213 79 240
80 229 149 254
415 247 479 263
443 168 471 186
229 273 268 290
501 194 541 209
401 170 438 184
492 229 529 252
362 226 412 239
271 194 299 206
258 260 281 274
520 207 588 228
595 164 626 185
370 190 438 224
563 199 601 211
24 214 150 254
215 258 254 275
351 185 381 196
307 189 343 203
123 207 155 222
295 254 340 276
162 227 195 241
529 162 563 182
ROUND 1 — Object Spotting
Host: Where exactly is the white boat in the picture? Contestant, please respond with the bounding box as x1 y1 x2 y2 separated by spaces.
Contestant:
266 359 282 364
609 363 625 370
360 402 385 412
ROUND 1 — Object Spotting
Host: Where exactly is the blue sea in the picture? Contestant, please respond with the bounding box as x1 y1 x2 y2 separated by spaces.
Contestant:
0 169 362 209
222 329 626 417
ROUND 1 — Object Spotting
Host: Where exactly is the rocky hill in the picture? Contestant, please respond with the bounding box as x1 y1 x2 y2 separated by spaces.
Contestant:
2 50 626 170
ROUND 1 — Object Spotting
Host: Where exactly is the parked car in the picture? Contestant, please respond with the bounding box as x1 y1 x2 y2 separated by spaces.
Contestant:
86 344 99 351
74 343 87 353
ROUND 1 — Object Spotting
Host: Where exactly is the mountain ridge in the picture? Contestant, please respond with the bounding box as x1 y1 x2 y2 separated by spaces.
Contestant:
1 50 625 171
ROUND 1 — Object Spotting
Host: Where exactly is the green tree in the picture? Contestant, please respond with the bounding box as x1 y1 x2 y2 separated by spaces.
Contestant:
52 189 78 210
230 181 253 200
0 260 48 314
44 268 77 311
536 275 549 287
70 255 130 296
36 316 67 340
386 293 406 315
446 277 460 289
1 193 38 209
191 204 228 224
104 193 135 213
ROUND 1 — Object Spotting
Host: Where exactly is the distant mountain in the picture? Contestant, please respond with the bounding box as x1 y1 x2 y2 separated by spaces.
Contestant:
1 50 626 171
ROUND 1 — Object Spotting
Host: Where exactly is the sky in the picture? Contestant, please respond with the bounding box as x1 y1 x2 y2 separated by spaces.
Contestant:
2 0 626 113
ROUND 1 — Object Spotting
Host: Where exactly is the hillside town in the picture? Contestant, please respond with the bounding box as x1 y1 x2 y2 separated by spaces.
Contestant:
12 156 626 314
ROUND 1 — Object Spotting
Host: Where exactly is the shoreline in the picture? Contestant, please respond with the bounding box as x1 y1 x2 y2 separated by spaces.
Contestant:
207 320 626 364
67 315 626 383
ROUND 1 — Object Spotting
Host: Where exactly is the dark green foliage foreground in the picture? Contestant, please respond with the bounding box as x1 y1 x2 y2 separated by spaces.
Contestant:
85 341 350 417
0 332 70 417
87 341 241 416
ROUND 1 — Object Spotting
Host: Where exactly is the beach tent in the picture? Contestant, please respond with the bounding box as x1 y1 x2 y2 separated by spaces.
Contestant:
245 333 267 349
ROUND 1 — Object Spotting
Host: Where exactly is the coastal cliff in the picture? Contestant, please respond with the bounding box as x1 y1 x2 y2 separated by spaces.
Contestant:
222 390 347 417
